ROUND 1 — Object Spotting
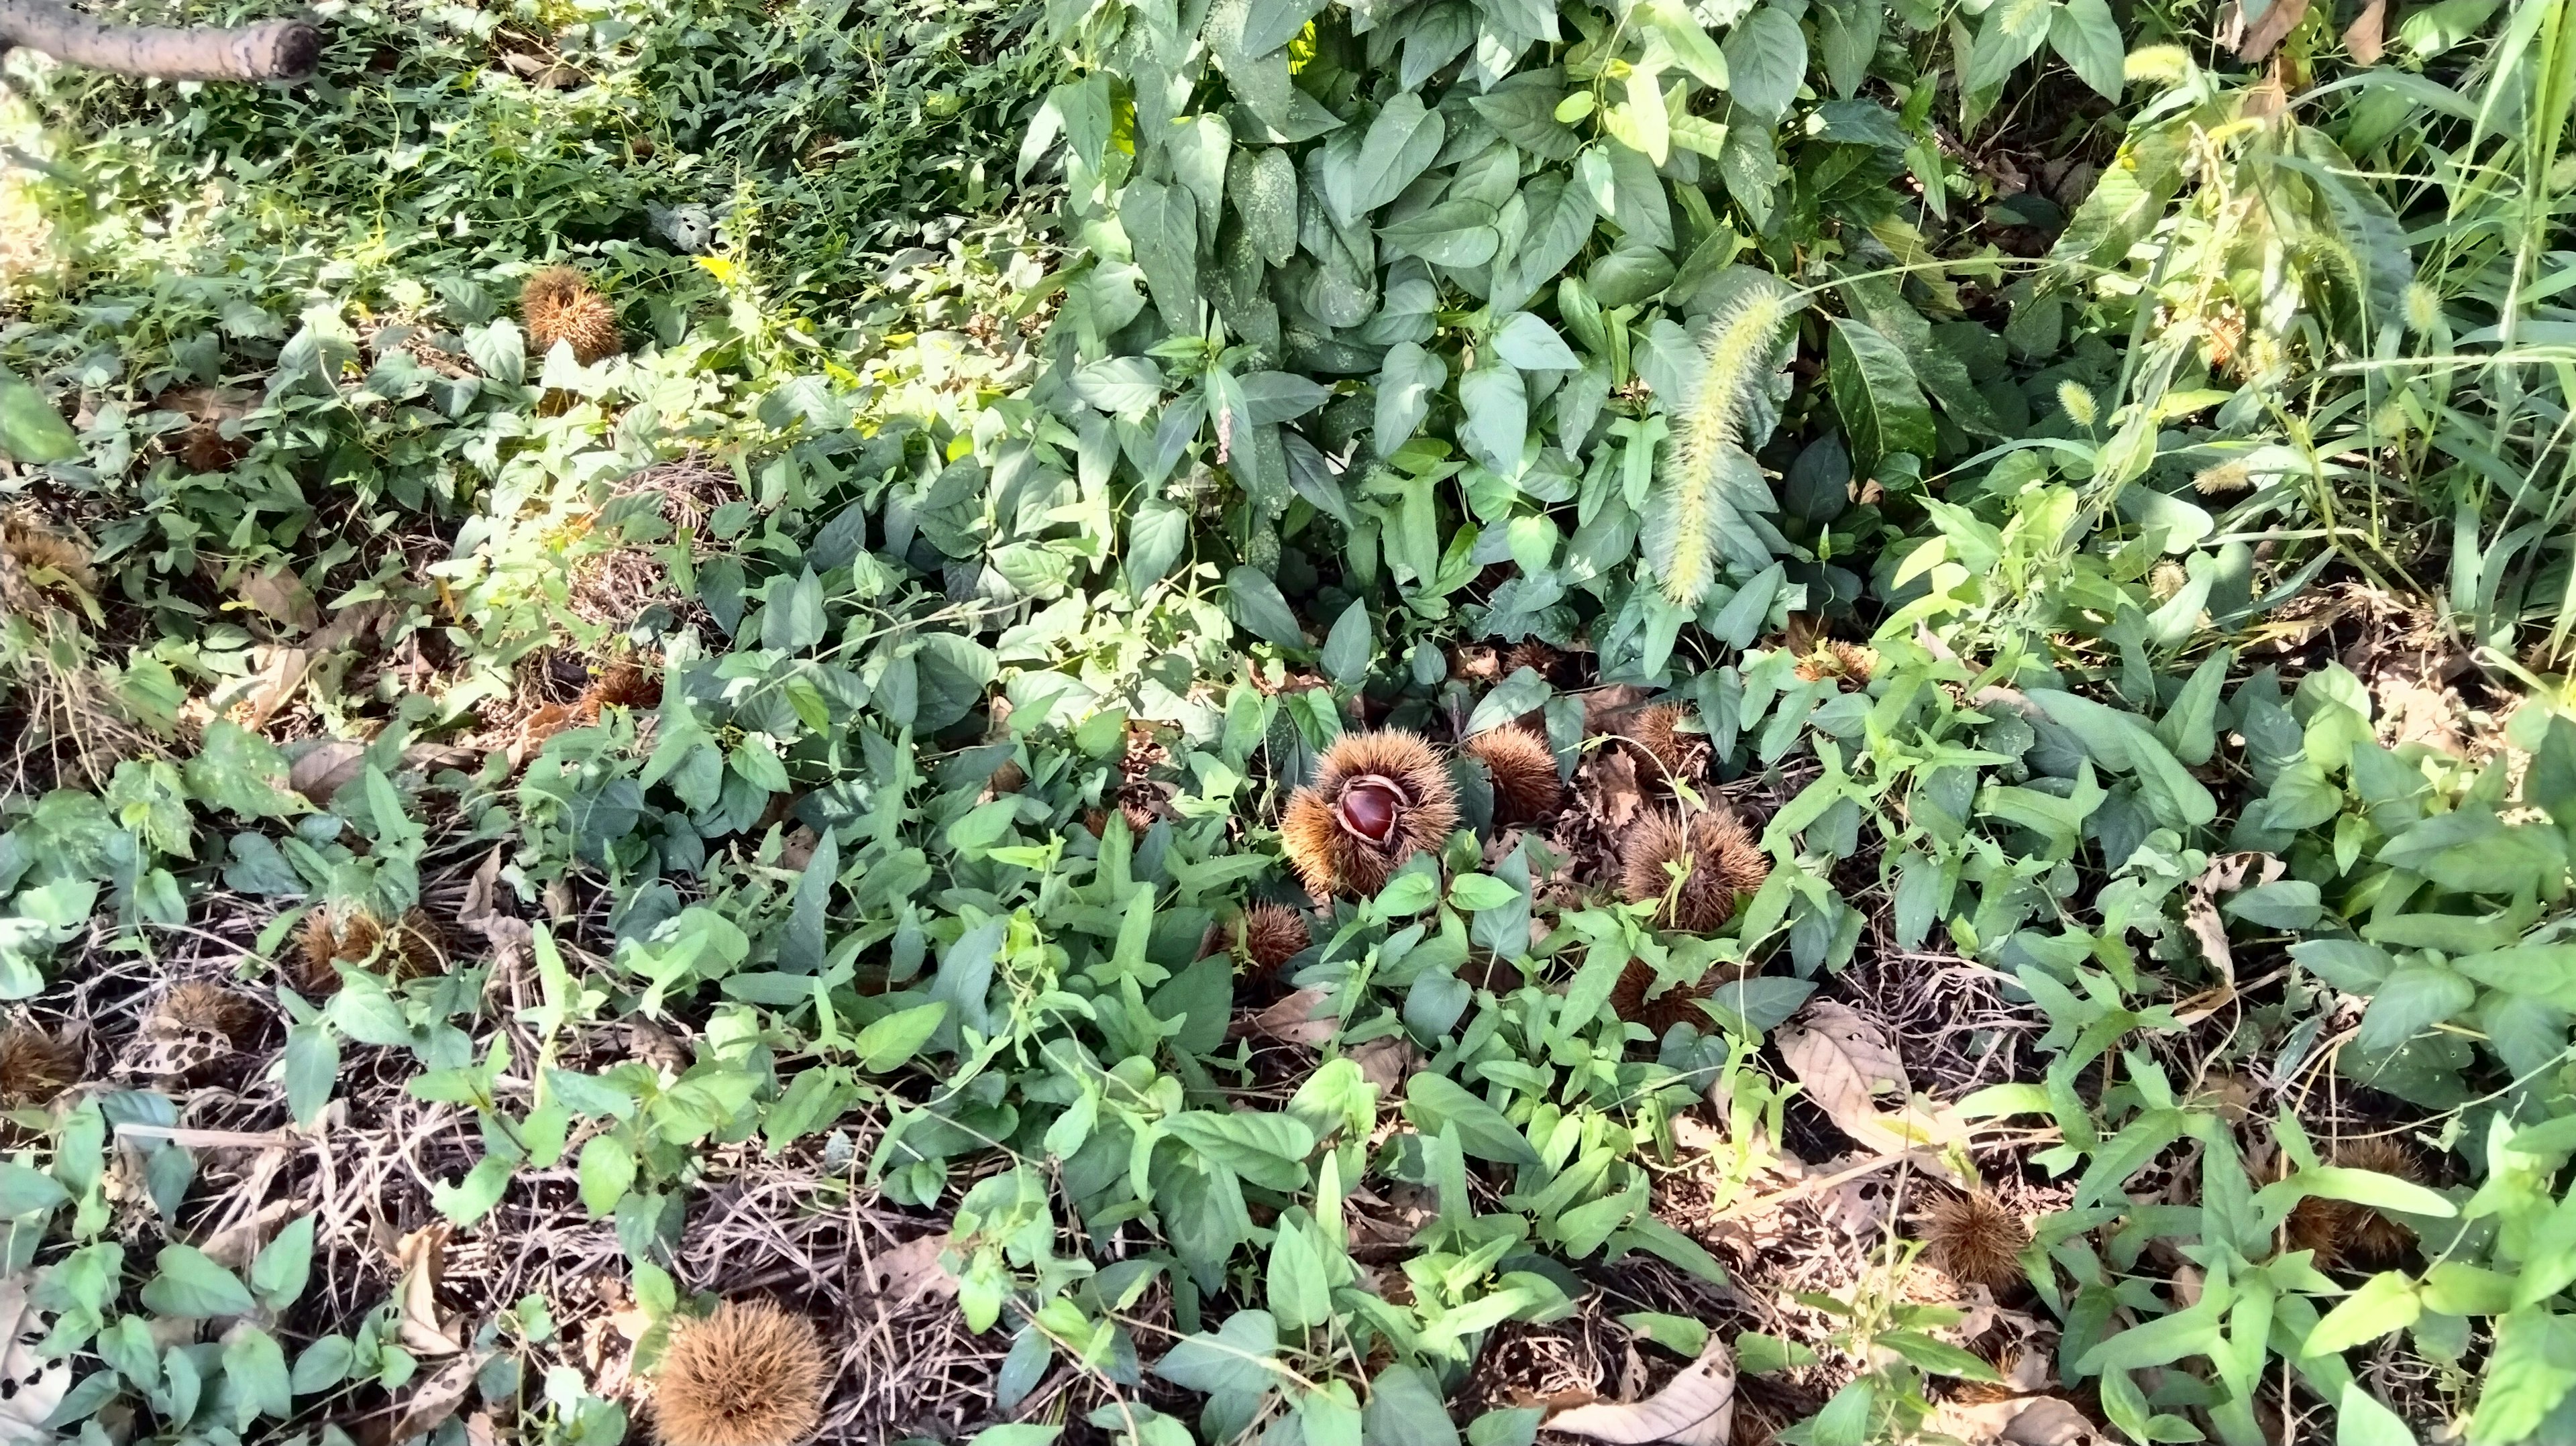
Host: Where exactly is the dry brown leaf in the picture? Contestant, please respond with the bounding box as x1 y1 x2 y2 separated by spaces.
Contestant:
238 567 319 632
309 598 390 653
387 1349 488 1443
863 1233 960 1308
2235 0 2310 57
287 740 366 803
460 844 506 936
1350 1036 1419 1095
392 1222 465 1357
1776 1002 1968 1168
2344 0 2387 63
1244 987 1340 1045
0 1276 71 1441
1929 1396 2099 1446
240 645 314 728
1544 1333 1735 1445
2175 852 2286 1022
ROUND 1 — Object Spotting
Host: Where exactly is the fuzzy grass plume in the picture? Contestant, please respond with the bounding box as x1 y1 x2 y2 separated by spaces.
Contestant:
653 1299 829 1446
1650 278 1790 608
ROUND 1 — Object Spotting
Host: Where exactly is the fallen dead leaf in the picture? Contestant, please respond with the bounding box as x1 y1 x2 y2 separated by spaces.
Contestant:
1930 1396 2099 1446
391 1222 464 1357
2236 0 2310 58
387 1349 489 1443
240 645 314 728
1243 987 1340 1046
287 740 366 803
862 1233 959 1309
2175 851 2285 1022
460 844 507 936
1776 1001 1968 1170
0 1276 71 1442
2344 0 2386 63
1544 1333 1735 1445
1350 1036 1419 1095
238 567 319 632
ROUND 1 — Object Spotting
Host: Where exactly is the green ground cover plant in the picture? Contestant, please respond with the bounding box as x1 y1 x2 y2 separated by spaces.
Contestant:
0 0 2567 1439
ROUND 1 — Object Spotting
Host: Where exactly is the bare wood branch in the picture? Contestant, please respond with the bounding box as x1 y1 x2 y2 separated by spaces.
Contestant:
0 0 319 81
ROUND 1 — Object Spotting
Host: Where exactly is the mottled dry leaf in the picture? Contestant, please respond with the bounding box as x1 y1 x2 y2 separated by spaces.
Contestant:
241 645 314 728
388 1349 488 1443
1929 1396 2099 1446
1245 987 1339 1045
0 1276 71 1442
863 1233 959 1308
2176 851 2284 1021
1544 1333 1735 1445
238 567 319 631
392 1222 464 1356
288 740 366 803
1776 1001 1967 1166
2343 0 2385 59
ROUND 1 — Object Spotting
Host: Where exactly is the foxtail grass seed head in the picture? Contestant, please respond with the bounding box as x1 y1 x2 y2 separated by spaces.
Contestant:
1924 1191 2029 1290
1280 729 1458 899
1654 282 1790 607
1464 726 1562 824
2404 282 2441 335
653 1300 829 1446
2057 380 2098 429
2193 461 2253 495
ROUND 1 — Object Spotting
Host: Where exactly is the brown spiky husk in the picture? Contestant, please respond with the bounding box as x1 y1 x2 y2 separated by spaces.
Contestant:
1608 958 1715 1037
1502 641 1560 679
1464 726 1562 824
1 513 95 606
1239 903 1309 981
653 1299 829 1446
2288 1137 2422 1269
522 265 624 365
1618 810 1766 932
296 905 450 996
584 658 662 711
1279 730 1458 899
1924 1191 2029 1290
1793 639 1878 688
1628 704 1688 779
0 1025 80 1105
154 981 262 1045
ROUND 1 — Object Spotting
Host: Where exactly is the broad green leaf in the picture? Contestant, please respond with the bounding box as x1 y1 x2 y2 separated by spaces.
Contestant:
0 369 77 463
1153 1310 1287 1395
2304 1272 2420 1355
1224 565 1305 647
2339 1384 2417 1446
2049 0 2126 97
1403 1074 1540 1164
140 1245 257 1318
1825 317 1935 471
578 1134 636 1215
1721 4 1807 119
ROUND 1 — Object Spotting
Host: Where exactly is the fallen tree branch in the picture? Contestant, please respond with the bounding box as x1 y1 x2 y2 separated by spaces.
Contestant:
0 0 319 80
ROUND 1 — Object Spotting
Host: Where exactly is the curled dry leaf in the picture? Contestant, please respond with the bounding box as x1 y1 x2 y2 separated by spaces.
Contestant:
1776 1001 1970 1169
0 1276 70 1444
1929 1396 2099 1446
388 1349 492 1444
392 1221 466 1357
2235 0 2311 58
2176 850 2284 1021
1244 987 1340 1045
863 1233 959 1309
238 566 319 631
1544 1333 1735 1445
1350 1036 1420 1095
2343 0 2385 64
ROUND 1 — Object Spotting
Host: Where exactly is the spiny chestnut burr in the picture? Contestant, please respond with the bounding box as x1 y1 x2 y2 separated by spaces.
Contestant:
1619 808 1769 932
1280 729 1459 899
1463 726 1562 824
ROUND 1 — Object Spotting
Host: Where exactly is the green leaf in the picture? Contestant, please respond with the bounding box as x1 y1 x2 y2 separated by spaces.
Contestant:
1826 317 1936 472
1450 874 1521 911
0 368 76 463
1620 1312 1711 1357
1721 4 1807 119
0 1162 66 1217
1225 565 1305 647
222 1326 294 1425
1964 0 2055 93
1153 1309 1287 1395
2354 963 2477 1052
186 721 306 820
1467 667 1552 735
1164 1111 1316 1192
1322 600 1375 685
2339 1384 2418 1446
140 1245 258 1318
251 1217 315 1310
1267 1219 1333 1329
2256 1166 2457 1219
2049 0 2126 97
1363 1362 1463 1446
1328 91 1446 223
1403 1074 1539 1164
856 1001 949 1072
2304 1272 2421 1355
290 1335 354 1393
578 1134 636 1216
2023 688 2218 827
1458 361 1527 474
284 1024 339 1126
762 569 828 652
